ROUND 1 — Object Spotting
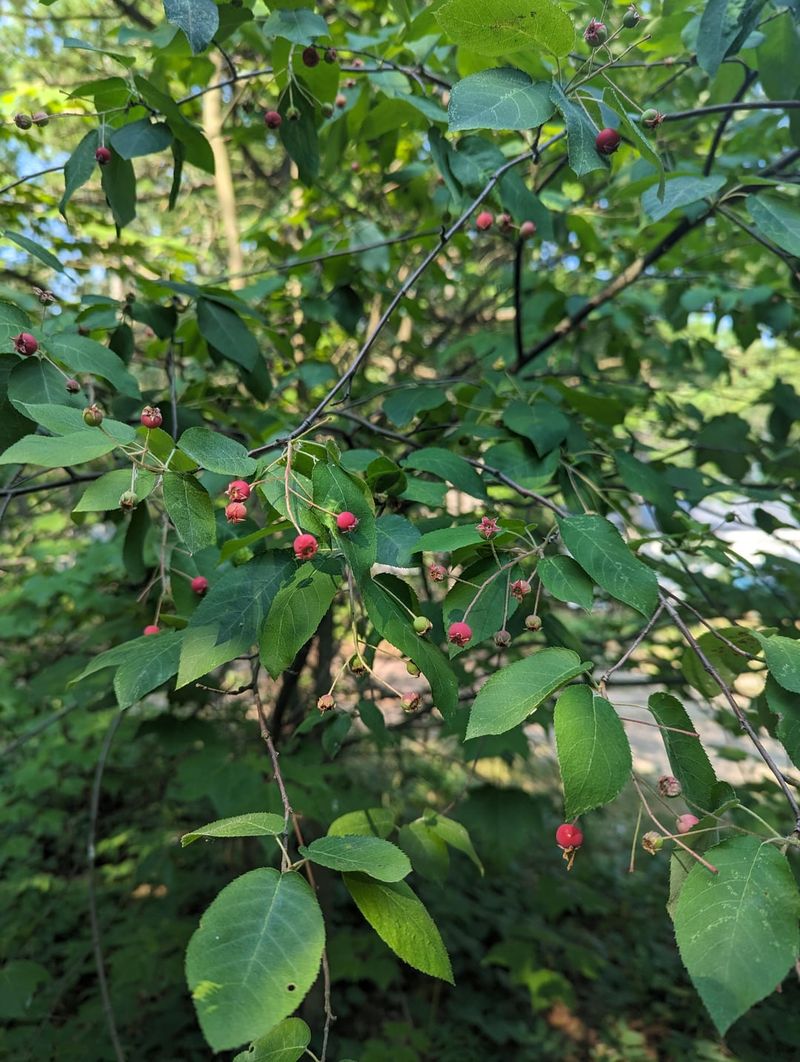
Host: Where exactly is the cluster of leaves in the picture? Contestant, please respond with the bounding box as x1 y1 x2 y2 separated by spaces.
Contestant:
2 0 800 1058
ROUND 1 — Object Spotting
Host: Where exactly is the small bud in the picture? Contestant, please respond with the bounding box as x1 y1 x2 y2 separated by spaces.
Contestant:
140 405 163 429
519 220 537 239
345 78 357 88
335 93 347 109
225 501 248 524
428 563 447 582
32 111 50 127
65 378 81 394
119 490 138 511
83 404 104 427
264 109 282 130
231 546 254 566
95 146 112 166
401 693 421 713
317 693 335 712
14 113 32 130
412 615 432 635
322 102 334 118
622 6 641 29
640 108 665 128
301 46 320 67
658 775 682 798
191 575 209 596
498 212 513 231
524 614 542 632
351 58 364 69
494 629 512 648
406 661 421 676
475 211 493 231
642 831 664 855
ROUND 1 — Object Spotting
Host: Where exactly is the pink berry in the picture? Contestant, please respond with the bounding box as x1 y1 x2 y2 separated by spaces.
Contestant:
676 814 699 835
140 405 162 429
448 621 472 647
226 480 251 502
476 211 493 231
595 128 621 156
293 533 319 560
143 624 160 636
476 515 499 539
65 378 81 394
519 221 537 239
336 510 359 533
428 563 447 582
191 576 208 595
264 110 282 130
95 146 112 166
225 501 248 524
555 823 584 850
13 332 38 356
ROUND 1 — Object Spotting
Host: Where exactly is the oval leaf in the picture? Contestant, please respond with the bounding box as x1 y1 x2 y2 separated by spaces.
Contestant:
300 836 411 882
554 686 632 817
182 813 286 847
558 514 658 617
448 68 554 132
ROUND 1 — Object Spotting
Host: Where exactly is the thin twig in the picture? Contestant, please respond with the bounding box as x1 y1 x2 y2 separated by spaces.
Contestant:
599 605 664 692
512 237 525 371
252 662 292 868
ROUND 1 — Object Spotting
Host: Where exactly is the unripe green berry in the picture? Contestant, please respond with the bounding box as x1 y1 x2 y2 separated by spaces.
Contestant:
119 491 138 511
286 105 301 122
406 661 421 676
412 615 432 635
524 614 542 632
83 404 103 427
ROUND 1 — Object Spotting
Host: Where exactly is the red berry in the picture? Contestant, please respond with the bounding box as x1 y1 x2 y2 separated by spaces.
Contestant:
225 501 248 524
336 510 359 533
302 46 320 67
226 480 251 502
95 146 111 166
510 579 531 601
595 128 621 156
519 220 537 239
428 563 447 582
65 378 80 394
191 575 209 595
584 19 608 47
264 110 282 129
83 404 103 427
448 621 472 647
140 405 162 429
293 533 319 560
555 823 583 850
143 624 160 636
676 814 699 835
13 332 38 356
476 211 493 231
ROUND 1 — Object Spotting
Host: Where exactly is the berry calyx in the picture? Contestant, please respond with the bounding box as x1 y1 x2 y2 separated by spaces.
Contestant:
83 404 103 427
336 510 359 533
32 111 49 127
119 491 138 511
640 108 664 128
510 579 531 601
428 563 447 582
191 575 209 595
401 693 421 713
95 146 112 166
264 110 282 129
225 501 248 524
448 621 472 647
14 113 32 130
494 629 512 648
524 614 542 632
143 624 160 636
65 378 81 394
475 211 493 231
140 405 162 429
317 693 335 712
676 814 700 835
622 5 640 29
658 775 682 798
412 615 432 635
226 480 251 502
476 515 499 539
13 332 38 356
286 105 301 122
519 220 537 239
595 128 621 156
293 532 319 560
556 823 583 850
584 19 608 47
302 46 320 67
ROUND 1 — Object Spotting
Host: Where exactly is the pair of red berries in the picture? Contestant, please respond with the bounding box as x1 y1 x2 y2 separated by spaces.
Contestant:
293 511 359 560
224 480 252 524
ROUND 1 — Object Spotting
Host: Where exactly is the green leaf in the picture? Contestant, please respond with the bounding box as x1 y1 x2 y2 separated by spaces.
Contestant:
615 451 676 514
182 813 286 847
503 398 569 456
73 630 183 708
412 524 484 554
435 0 574 58
642 176 724 223
448 68 554 133
186 868 325 1052
312 461 376 578
110 118 172 159
162 473 216 554
73 468 155 512
134 76 215 173
549 82 603 177
278 85 320 187
100 150 137 229
46 332 140 397
263 8 329 43
260 562 340 678
444 557 520 654
361 579 459 723
747 196 800 257
2 230 69 276
466 648 589 739
537 556 593 611
425 814 483 874
343 874 454 983
398 820 450 883
383 387 447 427
648 693 718 812
0 300 32 351
164 0 219 54
765 677 800 770
178 553 293 687
196 297 259 370
697 0 768 77
375 514 421 569
605 85 665 200
60 128 99 217
7 358 81 411
0 431 118 468
401 448 486 498
328 808 396 838
300 836 411 882
759 633 800 693
232 1019 311 1062
178 426 257 477
557 515 658 617
554 686 632 817
674 836 800 1034
681 628 759 699
15 404 134 443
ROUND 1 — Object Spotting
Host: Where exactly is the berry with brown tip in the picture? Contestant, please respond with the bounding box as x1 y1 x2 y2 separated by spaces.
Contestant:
595 128 621 155
584 19 608 47
13 332 38 356
95 146 112 166
293 532 318 560
225 480 251 502
524 614 542 632
286 105 301 122
14 113 32 130
349 655 367 676
402 693 421 713
412 615 432 635
494 629 512 648
622 6 640 29
143 624 160 636
642 831 664 854
519 220 537 239
140 406 162 429
428 563 447 582
510 579 531 601
65 378 81 394
264 110 282 129
498 212 513 231
640 108 664 128
658 775 682 798
322 102 334 118
556 823 583 850
448 621 472 647
83 404 103 427
32 111 49 127
324 48 338 64
302 46 320 67
119 490 138 511
475 211 493 231
335 93 347 109
191 575 209 595
336 510 359 533
676 814 699 835
317 693 335 712
225 501 248 524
